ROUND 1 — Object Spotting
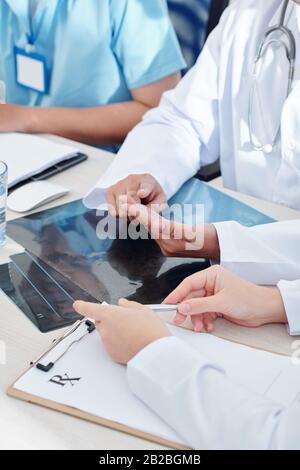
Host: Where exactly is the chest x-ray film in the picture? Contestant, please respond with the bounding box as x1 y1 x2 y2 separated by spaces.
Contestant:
7 211 210 306
0 251 96 332
7 179 273 307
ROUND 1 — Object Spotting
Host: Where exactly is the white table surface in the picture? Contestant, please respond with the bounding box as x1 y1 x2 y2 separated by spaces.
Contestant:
0 135 299 450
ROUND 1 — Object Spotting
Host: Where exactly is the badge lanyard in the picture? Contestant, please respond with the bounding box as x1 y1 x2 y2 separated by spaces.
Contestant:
11 0 60 94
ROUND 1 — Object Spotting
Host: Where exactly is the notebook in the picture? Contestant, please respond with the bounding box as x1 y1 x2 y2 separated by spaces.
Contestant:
8 319 300 449
0 133 82 188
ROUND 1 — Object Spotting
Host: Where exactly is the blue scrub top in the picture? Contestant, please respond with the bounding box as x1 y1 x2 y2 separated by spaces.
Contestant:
0 0 186 107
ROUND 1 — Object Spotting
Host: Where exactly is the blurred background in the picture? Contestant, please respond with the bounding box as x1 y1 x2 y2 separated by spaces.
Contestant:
168 0 229 71
167 0 229 181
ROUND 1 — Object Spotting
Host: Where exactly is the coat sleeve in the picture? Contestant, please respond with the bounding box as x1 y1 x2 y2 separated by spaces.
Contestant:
214 220 300 335
127 336 300 450
278 280 300 336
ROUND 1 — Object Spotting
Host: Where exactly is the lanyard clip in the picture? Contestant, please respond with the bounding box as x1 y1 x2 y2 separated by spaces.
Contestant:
25 34 35 54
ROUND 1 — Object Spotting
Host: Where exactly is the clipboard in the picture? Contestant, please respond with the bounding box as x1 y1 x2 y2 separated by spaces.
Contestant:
7 318 190 450
7 389 188 451
7 314 300 450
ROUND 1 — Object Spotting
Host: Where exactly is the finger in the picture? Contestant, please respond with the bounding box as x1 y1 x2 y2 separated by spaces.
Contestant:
171 289 206 325
119 194 141 205
106 190 117 217
204 319 215 333
173 311 186 326
125 191 141 207
117 195 136 219
126 204 172 239
191 315 205 333
202 312 217 333
118 298 147 311
164 270 210 305
171 221 199 244
137 179 156 200
148 193 168 212
117 195 134 218
126 203 153 228
117 193 140 218
73 301 111 321
119 194 146 219
179 289 207 301
178 294 223 316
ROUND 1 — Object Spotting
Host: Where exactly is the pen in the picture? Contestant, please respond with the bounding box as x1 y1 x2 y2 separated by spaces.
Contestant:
146 304 179 312
103 301 178 312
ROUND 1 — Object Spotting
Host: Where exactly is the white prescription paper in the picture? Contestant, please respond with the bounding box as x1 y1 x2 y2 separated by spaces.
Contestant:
0 133 79 188
13 323 300 447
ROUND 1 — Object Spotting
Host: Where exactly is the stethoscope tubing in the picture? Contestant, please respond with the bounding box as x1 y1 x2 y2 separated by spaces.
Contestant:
248 0 296 153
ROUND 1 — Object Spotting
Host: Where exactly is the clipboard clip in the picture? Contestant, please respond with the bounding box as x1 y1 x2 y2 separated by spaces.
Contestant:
31 320 96 373
31 304 178 373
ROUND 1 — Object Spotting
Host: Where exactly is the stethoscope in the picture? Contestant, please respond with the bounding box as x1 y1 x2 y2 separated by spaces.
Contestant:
248 0 296 154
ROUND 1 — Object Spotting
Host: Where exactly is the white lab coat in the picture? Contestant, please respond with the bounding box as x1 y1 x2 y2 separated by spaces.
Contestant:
127 335 300 450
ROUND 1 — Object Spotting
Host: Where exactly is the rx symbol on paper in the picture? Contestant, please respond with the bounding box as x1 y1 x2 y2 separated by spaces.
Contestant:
49 373 82 387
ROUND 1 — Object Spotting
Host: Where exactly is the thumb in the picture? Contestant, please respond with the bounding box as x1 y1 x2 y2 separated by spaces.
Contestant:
178 293 224 316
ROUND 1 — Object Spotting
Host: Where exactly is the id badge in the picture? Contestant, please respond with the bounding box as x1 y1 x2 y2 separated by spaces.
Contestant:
14 46 49 94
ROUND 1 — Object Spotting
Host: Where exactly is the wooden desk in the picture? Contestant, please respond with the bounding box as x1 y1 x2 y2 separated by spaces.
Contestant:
0 136 299 450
